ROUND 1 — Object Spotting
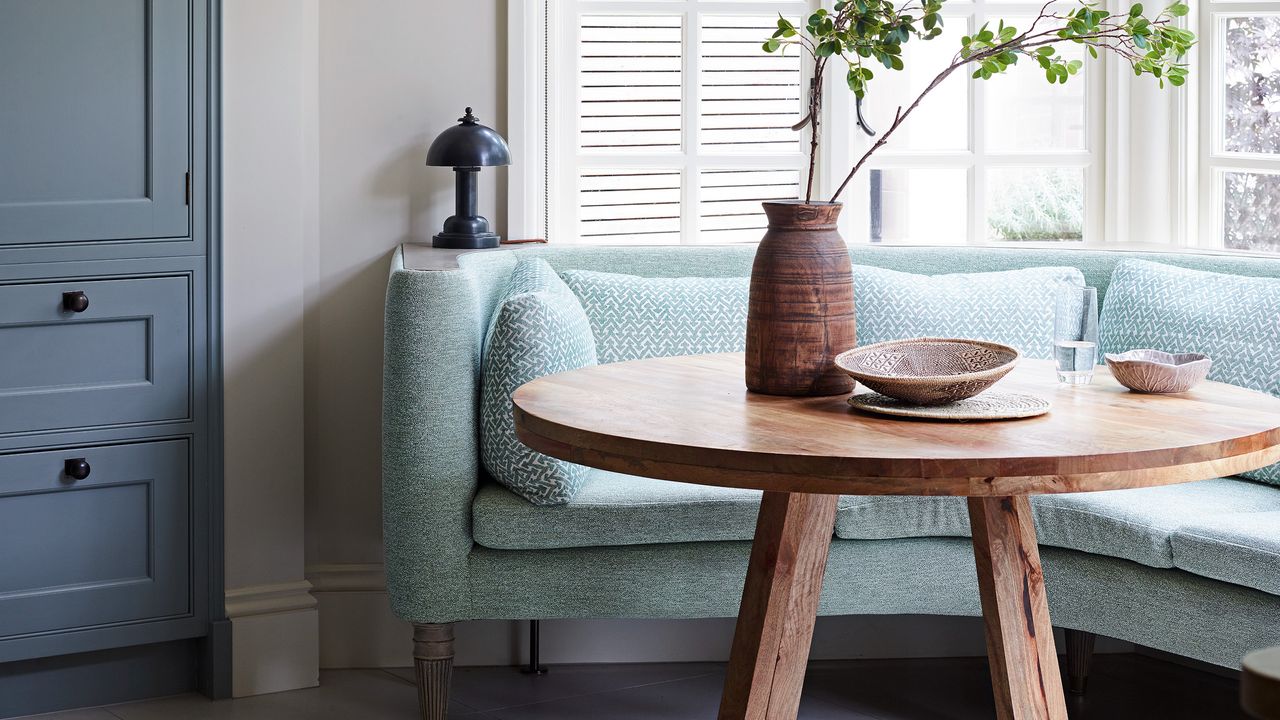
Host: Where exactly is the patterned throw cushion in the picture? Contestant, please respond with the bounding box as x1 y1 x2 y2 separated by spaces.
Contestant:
480 258 597 505
853 265 1086 360
1101 259 1280 486
561 270 749 364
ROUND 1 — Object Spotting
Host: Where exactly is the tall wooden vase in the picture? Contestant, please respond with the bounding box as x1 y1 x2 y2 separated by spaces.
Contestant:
745 201 856 396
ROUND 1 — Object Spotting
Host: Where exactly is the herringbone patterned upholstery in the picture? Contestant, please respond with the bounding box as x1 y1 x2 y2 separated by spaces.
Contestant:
1101 259 1280 486
480 259 597 504
561 269 749 364
853 265 1086 359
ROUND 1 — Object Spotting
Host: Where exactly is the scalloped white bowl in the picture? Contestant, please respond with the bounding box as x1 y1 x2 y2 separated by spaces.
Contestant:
1104 349 1212 394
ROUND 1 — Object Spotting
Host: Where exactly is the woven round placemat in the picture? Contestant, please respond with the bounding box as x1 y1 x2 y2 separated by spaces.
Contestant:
847 390 1051 421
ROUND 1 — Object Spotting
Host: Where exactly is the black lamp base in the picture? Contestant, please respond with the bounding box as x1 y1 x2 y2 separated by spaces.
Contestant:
432 231 501 249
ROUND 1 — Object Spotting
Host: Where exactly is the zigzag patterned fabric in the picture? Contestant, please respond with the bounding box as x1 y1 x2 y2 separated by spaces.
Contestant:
561 270 749 365
1101 259 1280 486
853 265 1086 360
480 259 597 505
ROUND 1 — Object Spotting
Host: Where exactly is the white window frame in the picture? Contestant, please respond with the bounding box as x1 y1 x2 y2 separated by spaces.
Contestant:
507 0 1205 251
833 0 1106 246
1196 2 1280 250
546 0 819 245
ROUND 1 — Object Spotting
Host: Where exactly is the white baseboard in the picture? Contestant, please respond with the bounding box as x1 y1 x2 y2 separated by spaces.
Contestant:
307 563 1133 669
225 580 320 696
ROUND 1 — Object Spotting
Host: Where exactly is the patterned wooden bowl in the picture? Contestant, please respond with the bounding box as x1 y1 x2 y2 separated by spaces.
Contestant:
834 338 1021 406
1104 349 1212 394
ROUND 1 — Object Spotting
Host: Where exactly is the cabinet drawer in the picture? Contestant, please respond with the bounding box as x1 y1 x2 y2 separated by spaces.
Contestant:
0 275 190 436
0 440 190 638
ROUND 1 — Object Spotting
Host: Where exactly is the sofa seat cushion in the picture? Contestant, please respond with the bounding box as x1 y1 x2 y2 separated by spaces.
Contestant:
835 477 1280 568
1172 512 1280 596
473 470 763 550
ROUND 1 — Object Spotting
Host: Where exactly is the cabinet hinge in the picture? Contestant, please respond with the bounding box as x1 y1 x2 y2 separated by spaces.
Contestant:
185 171 191 206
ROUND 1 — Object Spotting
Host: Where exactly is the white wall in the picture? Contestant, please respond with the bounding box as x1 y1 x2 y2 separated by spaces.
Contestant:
221 0 319 696
305 0 505 569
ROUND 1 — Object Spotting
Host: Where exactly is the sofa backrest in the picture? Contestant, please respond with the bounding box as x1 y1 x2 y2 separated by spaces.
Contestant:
381 243 1280 618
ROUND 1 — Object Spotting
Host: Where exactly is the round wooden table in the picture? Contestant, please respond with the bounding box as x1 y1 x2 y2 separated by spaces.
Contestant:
513 353 1280 720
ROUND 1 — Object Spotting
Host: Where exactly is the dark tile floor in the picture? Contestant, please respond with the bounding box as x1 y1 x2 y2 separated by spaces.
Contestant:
25 653 1246 719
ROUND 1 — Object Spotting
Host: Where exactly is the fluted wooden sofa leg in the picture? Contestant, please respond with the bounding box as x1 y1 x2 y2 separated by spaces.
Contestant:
413 623 455 720
1065 628 1097 695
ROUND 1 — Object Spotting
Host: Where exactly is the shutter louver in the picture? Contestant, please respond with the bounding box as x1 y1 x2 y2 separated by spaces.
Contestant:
699 16 803 152
699 169 801 243
578 169 682 244
566 7 807 245
578 15 682 151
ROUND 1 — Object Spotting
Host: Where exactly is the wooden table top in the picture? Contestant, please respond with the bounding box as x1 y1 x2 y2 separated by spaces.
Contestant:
512 353 1280 496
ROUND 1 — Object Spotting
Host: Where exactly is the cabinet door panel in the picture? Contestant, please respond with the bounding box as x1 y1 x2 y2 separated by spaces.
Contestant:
0 440 190 637
0 275 191 435
0 1 190 245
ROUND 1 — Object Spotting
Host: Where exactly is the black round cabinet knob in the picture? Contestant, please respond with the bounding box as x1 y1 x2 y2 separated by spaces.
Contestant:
64 458 91 480
62 291 89 313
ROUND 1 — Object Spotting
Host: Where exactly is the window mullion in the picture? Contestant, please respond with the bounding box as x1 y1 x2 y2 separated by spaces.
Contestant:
970 5 986 246
682 2 699 245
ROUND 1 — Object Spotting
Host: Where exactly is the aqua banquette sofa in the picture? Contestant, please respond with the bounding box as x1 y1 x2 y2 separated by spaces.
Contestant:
383 243 1280 719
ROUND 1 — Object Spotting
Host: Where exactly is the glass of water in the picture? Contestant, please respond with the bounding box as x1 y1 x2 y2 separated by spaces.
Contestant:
1054 285 1099 385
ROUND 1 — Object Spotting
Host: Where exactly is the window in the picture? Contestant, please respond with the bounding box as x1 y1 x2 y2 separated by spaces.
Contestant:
549 2 811 245
508 0 1270 254
848 2 1101 245
1200 7 1280 252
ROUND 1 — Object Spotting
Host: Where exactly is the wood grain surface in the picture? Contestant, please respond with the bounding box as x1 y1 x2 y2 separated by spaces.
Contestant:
969 496 1068 720
718 492 839 720
744 202 856 397
513 353 1280 496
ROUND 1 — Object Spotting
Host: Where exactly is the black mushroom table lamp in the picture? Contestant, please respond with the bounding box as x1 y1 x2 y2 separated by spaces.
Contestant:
426 107 512 249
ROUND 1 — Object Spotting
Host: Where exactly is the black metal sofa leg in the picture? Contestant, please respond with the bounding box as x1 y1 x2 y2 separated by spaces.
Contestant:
522 619 548 675
413 623 455 720
1065 629 1097 695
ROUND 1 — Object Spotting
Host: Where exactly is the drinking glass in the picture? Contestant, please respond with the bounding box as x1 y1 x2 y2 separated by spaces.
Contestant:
1054 285 1099 385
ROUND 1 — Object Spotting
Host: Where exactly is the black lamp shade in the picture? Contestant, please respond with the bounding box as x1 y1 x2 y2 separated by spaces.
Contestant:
426 108 511 167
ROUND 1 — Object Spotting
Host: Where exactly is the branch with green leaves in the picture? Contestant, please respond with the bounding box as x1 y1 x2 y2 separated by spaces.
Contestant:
764 0 1195 203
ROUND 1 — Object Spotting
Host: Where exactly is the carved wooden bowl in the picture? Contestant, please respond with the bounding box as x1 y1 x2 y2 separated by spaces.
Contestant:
1104 349 1212 394
834 338 1021 406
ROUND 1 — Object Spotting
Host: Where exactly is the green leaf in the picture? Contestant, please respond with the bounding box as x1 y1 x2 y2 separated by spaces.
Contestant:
1168 1 1188 16
1129 3 1144 17
1037 46 1056 56
1168 73 1185 86
763 38 781 52
1087 45 1098 59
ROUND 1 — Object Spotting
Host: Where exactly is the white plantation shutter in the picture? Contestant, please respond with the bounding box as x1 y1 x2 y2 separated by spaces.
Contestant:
551 0 812 245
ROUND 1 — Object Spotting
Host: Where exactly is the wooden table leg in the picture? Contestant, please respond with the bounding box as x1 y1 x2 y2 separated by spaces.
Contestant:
968 496 1069 720
719 491 839 720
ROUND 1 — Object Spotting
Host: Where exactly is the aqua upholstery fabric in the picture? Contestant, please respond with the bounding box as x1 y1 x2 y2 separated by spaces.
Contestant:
853 265 1085 359
835 477 1280 568
1100 259 1280 485
1172 511 1280 596
472 471 761 550
383 244 1280 666
560 269 749 364
468 539 1280 668
480 259 597 504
